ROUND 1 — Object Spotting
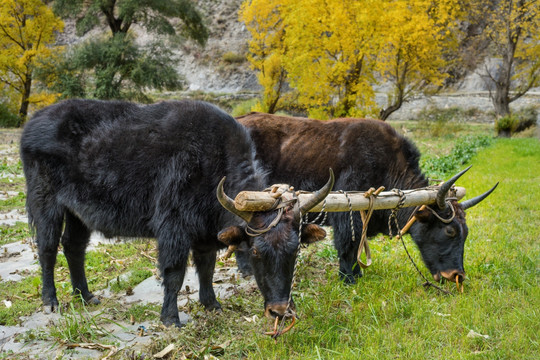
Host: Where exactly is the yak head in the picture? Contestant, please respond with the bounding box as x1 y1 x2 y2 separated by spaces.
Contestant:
409 166 498 288
216 170 334 320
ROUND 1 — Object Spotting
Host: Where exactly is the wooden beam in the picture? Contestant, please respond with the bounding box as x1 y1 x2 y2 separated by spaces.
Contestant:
234 186 466 212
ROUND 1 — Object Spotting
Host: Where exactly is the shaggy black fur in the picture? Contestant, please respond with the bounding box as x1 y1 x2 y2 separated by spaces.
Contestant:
20 99 320 327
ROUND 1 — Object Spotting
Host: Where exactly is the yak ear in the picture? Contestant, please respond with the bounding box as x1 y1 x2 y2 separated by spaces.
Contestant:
218 226 248 246
301 224 327 244
414 207 432 223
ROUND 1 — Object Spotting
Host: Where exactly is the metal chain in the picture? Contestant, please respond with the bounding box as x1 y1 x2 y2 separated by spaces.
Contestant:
338 190 356 242
388 189 406 237
389 204 453 296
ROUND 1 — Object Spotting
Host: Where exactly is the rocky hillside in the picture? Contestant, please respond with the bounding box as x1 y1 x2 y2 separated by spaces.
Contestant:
57 0 257 93
55 0 538 118
176 0 258 92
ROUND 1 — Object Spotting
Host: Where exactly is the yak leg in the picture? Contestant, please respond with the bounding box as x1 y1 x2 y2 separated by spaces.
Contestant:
332 213 363 284
34 207 64 313
158 234 190 328
61 211 99 305
192 248 221 311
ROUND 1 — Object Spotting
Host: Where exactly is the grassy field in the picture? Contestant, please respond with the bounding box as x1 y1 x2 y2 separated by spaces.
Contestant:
0 121 538 359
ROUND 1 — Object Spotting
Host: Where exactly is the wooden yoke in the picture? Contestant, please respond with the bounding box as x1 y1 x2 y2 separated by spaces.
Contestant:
234 186 466 213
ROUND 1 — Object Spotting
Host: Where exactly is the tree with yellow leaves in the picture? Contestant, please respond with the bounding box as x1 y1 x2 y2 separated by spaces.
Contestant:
376 0 461 120
241 0 462 119
240 0 289 113
0 0 64 125
280 0 381 119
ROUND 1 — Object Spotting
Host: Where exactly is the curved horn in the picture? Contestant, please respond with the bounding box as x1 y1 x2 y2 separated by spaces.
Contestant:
437 166 472 209
461 182 499 210
298 168 335 215
216 177 252 222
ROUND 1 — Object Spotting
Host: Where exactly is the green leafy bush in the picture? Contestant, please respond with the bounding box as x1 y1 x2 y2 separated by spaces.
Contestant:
513 106 537 132
495 115 519 137
0 103 21 128
421 135 493 178
495 107 537 137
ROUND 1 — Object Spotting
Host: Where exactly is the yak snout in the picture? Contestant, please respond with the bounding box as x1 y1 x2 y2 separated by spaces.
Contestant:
265 302 295 319
434 269 466 283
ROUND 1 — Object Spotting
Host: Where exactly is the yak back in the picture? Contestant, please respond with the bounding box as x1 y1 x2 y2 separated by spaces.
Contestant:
237 112 428 192
21 99 264 240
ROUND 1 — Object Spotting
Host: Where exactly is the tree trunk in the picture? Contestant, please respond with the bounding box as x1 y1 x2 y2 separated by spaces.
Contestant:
266 69 286 114
18 74 32 126
492 90 511 118
491 15 519 119
379 100 402 121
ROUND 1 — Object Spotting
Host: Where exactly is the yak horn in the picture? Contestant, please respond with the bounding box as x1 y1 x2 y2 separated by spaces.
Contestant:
217 177 252 222
298 169 335 215
437 166 472 209
461 182 499 210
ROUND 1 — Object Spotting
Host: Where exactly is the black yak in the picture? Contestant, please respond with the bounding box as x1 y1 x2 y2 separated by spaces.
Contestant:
20 100 332 327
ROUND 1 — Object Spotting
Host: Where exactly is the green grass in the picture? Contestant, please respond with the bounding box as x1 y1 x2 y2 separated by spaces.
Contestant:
0 191 26 212
0 221 30 246
197 137 537 360
1 125 538 359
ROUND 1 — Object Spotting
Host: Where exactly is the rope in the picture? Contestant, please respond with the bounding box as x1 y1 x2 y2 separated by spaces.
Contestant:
304 198 328 226
245 207 285 237
244 197 297 237
425 203 456 224
356 186 384 268
388 188 406 237
398 232 453 296
264 191 301 341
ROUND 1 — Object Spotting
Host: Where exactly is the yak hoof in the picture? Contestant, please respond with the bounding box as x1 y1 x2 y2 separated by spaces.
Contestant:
161 317 183 329
42 303 58 314
203 301 222 312
339 272 363 285
85 295 101 305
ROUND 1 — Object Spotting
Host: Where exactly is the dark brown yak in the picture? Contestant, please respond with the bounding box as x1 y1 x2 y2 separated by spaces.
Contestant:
237 112 497 286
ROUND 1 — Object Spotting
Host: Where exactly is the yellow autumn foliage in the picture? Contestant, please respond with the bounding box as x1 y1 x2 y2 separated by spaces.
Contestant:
0 0 64 122
240 0 462 119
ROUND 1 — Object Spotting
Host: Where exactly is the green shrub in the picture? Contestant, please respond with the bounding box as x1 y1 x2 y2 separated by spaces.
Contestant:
495 107 538 137
421 135 493 178
231 98 258 117
513 106 537 132
495 115 519 137
222 51 245 64
0 103 21 128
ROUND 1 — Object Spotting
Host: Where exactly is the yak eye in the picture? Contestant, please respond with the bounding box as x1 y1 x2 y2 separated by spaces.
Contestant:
444 226 457 238
251 247 260 258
